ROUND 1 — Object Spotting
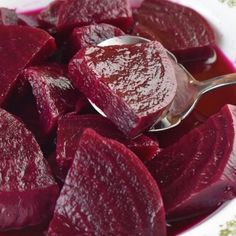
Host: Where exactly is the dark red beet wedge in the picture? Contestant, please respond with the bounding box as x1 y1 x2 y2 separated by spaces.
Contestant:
55 0 133 32
0 25 56 106
132 0 216 62
56 114 159 180
0 108 59 230
48 128 166 236
69 41 177 137
148 104 236 222
17 13 40 28
22 65 79 135
38 0 65 33
0 8 18 25
71 23 125 52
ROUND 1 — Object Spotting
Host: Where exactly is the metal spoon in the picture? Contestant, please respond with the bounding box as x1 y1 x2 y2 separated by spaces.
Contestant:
91 35 236 132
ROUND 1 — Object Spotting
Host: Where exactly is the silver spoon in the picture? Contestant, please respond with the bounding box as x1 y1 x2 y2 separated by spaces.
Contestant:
91 35 236 132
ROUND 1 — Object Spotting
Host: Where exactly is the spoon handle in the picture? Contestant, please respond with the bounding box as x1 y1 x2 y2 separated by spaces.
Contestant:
198 73 236 95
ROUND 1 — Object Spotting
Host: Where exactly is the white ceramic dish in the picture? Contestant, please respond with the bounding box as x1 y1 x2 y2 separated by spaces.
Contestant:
0 0 236 235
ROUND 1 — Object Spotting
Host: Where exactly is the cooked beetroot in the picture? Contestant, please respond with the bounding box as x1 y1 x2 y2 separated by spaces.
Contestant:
48 128 166 235
129 0 144 8
71 23 125 52
0 25 56 106
22 65 79 135
56 114 159 180
132 0 216 62
0 108 59 230
55 0 133 32
38 0 65 33
17 13 40 28
148 104 236 221
69 41 177 137
0 8 18 25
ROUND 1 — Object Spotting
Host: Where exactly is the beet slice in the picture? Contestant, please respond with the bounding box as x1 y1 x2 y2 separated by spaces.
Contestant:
69 41 177 137
148 104 236 222
56 114 159 180
0 108 59 230
22 65 79 135
0 8 18 25
0 25 56 106
70 23 125 52
55 0 133 32
38 0 65 33
48 128 166 235
132 0 216 62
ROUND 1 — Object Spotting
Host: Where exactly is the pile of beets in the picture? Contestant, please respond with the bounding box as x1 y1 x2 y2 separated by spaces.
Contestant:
0 0 235 235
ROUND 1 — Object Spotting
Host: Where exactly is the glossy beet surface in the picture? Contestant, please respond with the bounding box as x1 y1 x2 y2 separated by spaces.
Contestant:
132 0 216 62
69 41 177 137
148 104 236 222
0 109 59 230
0 25 56 106
56 114 159 180
56 0 133 32
22 65 79 135
71 23 125 52
38 0 65 33
0 8 18 25
48 129 166 236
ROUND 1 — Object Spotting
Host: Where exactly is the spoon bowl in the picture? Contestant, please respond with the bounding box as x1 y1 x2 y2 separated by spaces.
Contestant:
93 35 236 132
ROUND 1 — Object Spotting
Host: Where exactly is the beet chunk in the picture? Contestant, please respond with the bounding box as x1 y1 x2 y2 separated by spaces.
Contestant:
69 41 177 137
0 108 59 230
56 114 160 180
48 129 166 235
0 25 56 106
0 8 18 25
71 23 125 52
38 0 65 33
132 0 216 62
55 0 132 32
148 104 236 222
22 65 79 135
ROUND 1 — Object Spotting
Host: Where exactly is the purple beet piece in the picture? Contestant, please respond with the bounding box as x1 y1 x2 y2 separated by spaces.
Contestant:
38 0 65 33
56 114 160 180
129 0 144 8
148 104 236 222
55 0 133 32
22 65 79 135
132 0 216 63
0 108 59 230
48 128 166 235
0 25 56 106
71 23 125 52
0 8 18 25
69 41 177 137
17 13 40 28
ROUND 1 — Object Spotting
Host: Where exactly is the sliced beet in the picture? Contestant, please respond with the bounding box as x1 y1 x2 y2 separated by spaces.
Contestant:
48 128 166 235
0 25 56 106
17 12 40 28
38 0 65 33
0 8 18 25
129 0 144 9
56 114 159 180
132 0 216 62
0 108 59 230
69 41 177 137
148 104 236 222
70 23 125 52
55 0 133 32
22 65 79 135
